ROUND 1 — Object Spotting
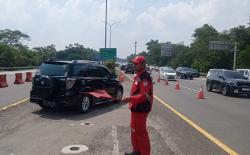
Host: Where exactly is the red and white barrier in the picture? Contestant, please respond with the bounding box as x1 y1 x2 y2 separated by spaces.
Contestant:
25 72 32 82
14 73 24 84
0 74 8 88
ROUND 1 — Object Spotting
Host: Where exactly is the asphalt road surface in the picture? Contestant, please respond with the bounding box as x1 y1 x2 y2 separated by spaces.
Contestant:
0 70 229 155
150 71 250 155
0 70 36 108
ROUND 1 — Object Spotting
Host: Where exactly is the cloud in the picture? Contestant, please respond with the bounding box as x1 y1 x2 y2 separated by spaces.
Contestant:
0 0 133 54
135 0 250 47
0 0 249 58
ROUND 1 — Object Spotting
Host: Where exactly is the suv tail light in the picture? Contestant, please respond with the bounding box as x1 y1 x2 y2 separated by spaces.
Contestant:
66 78 76 89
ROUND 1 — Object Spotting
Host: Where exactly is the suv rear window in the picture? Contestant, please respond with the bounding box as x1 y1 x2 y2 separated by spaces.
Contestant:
40 63 67 76
68 64 88 76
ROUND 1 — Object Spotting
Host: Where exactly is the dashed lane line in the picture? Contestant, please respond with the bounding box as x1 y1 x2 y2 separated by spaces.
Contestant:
0 98 29 112
122 71 239 155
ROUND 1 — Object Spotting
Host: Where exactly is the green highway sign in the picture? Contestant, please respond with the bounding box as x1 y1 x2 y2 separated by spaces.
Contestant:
100 48 117 60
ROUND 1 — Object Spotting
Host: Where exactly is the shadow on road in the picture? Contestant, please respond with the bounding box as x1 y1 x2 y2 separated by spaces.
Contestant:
210 90 250 99
32 102 126 121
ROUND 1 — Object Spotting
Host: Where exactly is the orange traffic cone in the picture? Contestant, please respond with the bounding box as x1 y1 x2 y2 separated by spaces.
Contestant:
196 85 205 99
175 80 180 90
157 74 161 82
165 79 168 85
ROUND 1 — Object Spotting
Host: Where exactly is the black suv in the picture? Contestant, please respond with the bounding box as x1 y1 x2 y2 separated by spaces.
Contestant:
206 69 250 97
30 60 123 113
176 67 193 79
189 68 200 78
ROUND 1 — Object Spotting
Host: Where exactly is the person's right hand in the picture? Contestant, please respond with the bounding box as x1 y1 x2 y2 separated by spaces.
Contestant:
121 96 130 104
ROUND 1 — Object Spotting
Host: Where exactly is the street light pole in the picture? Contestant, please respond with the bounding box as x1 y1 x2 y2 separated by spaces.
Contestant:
135 41 137 55
104 0 108 48
108 21 120 48
233 41 237 70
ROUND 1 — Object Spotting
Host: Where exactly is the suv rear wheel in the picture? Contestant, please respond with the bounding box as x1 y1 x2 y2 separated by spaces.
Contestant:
79 95 92 113
115 88 123 103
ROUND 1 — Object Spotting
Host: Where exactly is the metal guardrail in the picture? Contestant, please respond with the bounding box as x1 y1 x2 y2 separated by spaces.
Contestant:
0 66 39 71
200 73 207 77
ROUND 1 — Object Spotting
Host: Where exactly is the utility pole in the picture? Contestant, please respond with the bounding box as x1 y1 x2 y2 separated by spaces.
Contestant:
104 0 108 48
233 41 237 70
248 15 250 26
134 41 137 55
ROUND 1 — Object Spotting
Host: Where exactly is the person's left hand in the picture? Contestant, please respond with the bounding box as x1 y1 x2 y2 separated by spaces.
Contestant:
121 96 130 104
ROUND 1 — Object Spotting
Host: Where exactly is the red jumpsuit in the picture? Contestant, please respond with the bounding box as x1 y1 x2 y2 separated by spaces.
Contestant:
129 69 153 155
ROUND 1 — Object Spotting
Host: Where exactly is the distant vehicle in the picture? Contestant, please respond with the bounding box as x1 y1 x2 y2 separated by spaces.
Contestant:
160 68 177 80
125 63 134 74
236 69 250 80
30 60 123 113
189 68 200 78
153 66 159 71
164 66 174 70
176 67 193 79
206 69 250 97
120 64 126 70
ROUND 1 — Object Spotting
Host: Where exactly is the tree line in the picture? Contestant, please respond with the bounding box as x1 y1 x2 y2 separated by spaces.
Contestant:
128 24 250 72
0 29 98 67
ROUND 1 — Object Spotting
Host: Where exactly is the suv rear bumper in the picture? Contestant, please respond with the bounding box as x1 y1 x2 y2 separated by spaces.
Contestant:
30 90 81 107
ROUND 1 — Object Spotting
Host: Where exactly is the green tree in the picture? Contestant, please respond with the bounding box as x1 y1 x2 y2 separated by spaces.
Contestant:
0 29 30 47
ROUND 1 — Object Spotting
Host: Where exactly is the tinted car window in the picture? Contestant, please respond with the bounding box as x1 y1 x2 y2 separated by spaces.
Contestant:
40 63 67 76
224 71 246 79
212 70 218 77
87 66 102 77
68 64 88 76
99 67 111 78
165 69 175 73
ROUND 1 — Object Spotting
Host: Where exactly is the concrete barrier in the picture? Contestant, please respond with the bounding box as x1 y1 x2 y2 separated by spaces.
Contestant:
0 74 8 88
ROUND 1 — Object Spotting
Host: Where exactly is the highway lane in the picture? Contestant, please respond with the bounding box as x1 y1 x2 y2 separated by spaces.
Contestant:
150 71 250 155
0 74 227 155
0 70 35 108
0 69 247 154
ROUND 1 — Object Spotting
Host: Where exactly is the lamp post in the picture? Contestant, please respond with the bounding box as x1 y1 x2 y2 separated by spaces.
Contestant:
135 41 137 55
107 21 120 48
104 0 108 48
233 41 237 70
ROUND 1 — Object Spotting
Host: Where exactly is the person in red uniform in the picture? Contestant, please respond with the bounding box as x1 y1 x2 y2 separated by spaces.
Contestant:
122 56 153 155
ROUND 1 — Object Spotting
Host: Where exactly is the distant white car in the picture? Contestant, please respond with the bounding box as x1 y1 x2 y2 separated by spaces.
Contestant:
160 68 177 80
236 69 250 80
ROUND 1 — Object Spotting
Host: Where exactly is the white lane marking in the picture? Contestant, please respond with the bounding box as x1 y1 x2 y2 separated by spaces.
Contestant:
111 125 119 155
180 79 202 84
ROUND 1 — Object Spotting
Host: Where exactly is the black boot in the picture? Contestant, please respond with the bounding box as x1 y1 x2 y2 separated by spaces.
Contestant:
124 152 140 155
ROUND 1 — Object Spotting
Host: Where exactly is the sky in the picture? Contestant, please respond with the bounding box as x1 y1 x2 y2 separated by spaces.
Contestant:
0 0 249 58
